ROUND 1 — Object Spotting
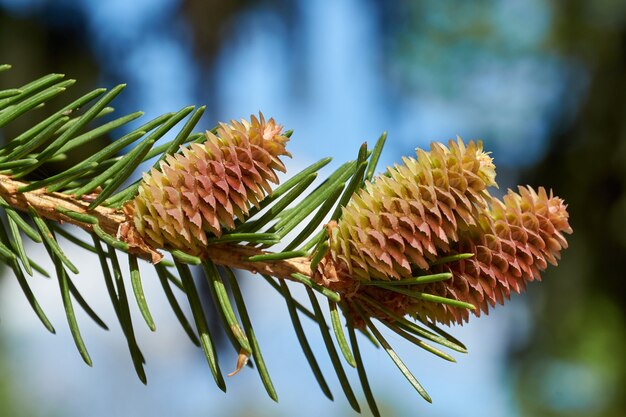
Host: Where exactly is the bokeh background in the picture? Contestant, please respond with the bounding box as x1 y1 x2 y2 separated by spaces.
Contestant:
0 0 625 416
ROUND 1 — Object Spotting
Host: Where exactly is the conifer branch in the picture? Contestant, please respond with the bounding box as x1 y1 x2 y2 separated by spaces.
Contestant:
0 66 572 411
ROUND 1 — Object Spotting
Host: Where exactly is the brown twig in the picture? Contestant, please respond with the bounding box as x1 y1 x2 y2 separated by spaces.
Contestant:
0 174 312 280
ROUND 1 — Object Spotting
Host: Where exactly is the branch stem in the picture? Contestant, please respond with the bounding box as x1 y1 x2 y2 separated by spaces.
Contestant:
0 174 312 281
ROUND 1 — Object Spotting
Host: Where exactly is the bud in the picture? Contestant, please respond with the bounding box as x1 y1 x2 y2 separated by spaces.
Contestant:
124 113 290 254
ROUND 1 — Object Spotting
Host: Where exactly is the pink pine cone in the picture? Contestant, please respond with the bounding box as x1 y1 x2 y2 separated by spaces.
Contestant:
124 113 290 255
313 138 572 325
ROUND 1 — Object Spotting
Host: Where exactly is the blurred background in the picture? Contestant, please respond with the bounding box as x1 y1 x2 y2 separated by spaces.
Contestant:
0 0 625 416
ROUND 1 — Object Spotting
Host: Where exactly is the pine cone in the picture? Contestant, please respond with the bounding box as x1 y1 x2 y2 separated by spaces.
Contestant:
388 186 572 325
123 113 290 255
312 138 571 327
313 138 497 293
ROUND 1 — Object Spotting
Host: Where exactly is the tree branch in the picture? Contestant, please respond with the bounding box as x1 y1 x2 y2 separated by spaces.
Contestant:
0 174 312 280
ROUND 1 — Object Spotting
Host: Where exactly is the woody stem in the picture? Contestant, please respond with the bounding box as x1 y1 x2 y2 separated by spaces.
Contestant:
0 174 312 280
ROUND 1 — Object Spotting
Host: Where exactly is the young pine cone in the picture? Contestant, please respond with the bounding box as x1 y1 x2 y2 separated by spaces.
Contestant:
313 138 571 325
314 138 497 293
123 113 290 255
374 186 572 325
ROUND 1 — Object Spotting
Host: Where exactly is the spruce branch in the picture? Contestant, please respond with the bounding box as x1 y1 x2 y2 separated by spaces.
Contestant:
0 67 572 412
